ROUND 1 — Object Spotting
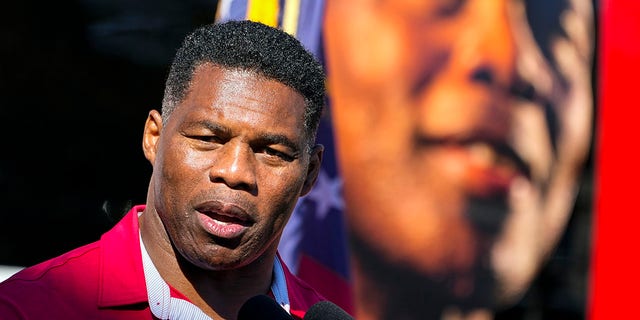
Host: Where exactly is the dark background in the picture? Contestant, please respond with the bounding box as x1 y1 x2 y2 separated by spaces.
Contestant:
0 1 595 319
0 0 219 265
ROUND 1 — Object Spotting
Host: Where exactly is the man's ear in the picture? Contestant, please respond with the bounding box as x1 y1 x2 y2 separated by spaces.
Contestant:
142 110 163 165
301 144 324 196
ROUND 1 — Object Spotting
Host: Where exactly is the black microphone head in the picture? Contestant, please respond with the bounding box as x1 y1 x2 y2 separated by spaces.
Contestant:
304 300 353 320
238 294 294 320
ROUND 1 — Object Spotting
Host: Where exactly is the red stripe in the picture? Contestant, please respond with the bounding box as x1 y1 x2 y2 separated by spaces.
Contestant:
297 254 354 316
588 1 640 319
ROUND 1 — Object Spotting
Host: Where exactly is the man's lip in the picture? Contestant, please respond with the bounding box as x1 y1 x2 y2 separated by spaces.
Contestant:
194 200 254 225
489 141 531 180
415 135 531 180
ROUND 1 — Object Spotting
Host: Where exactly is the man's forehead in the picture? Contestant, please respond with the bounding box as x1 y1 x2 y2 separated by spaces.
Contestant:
181 64 306 126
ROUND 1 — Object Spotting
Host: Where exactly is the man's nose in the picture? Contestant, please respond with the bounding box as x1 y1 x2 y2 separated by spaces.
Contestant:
209 140 258 192
417 0 520 138
455 0 517 91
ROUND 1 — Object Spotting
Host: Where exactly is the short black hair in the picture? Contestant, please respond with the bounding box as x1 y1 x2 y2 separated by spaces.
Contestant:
162 20 326 147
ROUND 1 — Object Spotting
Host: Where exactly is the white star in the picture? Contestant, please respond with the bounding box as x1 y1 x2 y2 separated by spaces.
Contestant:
303 169 344 220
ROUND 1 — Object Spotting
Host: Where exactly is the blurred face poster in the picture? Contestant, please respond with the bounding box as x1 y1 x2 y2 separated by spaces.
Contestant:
323 0 593 318
218 0 595 318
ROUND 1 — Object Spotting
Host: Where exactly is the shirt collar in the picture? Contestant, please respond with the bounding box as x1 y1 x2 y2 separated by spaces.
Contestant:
98 205 149 307
140 234 291 319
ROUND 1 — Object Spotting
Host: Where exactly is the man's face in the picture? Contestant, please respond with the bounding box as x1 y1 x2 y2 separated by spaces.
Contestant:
324 0 592 302
146 64 319 270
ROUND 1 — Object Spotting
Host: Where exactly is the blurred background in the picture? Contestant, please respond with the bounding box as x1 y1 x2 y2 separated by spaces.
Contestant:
0 1 596 319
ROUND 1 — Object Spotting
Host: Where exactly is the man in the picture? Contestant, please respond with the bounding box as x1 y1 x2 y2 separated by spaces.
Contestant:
0 20 327 319
323 0 594 319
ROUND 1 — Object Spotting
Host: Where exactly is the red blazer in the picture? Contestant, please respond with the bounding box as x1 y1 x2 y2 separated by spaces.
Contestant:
0 205 325 319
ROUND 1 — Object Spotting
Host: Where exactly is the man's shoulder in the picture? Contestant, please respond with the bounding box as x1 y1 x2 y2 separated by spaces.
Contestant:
0 241 101 289
0 241 102 320
0 206 141 290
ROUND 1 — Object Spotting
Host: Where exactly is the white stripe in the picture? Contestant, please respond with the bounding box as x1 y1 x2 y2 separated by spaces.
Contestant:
216 0 233 22
0 265 23 282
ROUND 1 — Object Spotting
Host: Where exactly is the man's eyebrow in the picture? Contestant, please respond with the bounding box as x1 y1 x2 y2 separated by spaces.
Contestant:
257 132 300 152
190 120 230 135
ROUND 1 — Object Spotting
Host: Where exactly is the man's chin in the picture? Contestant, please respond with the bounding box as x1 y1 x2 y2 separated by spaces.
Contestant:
350 233 499 315
466 194 510 237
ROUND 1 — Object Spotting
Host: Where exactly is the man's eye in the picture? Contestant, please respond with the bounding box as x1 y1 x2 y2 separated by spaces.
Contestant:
193 135 223 143
435 0 465 17
262 147 295 162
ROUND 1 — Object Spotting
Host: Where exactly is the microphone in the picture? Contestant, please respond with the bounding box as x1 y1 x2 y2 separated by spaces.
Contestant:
238 294 294 320
303 300 354 320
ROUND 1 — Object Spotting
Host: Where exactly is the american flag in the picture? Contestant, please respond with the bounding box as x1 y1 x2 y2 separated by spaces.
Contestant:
215 0 353 314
